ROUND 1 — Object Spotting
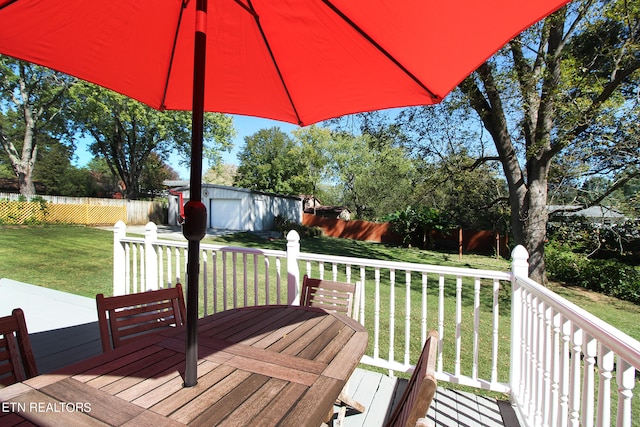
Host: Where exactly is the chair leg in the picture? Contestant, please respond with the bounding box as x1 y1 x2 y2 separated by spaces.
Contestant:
335 405 347 427
336 391 366 414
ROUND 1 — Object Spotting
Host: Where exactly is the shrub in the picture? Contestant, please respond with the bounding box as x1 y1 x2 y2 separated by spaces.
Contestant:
546 244 640 304
273 215 322 239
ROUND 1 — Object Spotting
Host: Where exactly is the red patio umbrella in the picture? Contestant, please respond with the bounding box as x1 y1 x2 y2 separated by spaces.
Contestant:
0 0 571 386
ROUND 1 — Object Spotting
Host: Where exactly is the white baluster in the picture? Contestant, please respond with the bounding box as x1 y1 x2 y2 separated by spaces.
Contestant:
595 344 613 427
373 268 381 360
491 278 500 384
404 271 411 367
473 277 481 380
263 256 270 305
616 358 634 427
559 317 571 427
388 269 396 370
438 274 445 373
421 273 428 347
581 334 597 427
550 311 561 427
455 276 462 377
569 325 583 427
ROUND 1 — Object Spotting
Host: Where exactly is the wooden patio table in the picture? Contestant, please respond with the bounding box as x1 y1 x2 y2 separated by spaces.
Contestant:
0 305 368 426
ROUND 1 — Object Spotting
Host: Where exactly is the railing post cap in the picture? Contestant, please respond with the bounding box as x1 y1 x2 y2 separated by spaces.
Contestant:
286 229 300 243
511 245 529 261
145 221 158 232
114 220 126 232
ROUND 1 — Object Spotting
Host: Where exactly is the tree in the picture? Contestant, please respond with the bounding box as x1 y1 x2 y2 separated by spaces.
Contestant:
0 57 75 197
413 151 510 232
234 127 308 195
138 153 179 198
71 83 235 199
455 0 640 283
32 136 97 196
204 163 237 186
325 131 415 220
291 125 332 198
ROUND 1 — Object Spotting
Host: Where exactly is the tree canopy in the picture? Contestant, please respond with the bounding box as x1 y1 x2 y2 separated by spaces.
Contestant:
71 83 235 199
0 57 75 197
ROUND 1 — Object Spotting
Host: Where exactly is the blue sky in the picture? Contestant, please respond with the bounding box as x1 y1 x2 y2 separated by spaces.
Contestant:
73 114 299 180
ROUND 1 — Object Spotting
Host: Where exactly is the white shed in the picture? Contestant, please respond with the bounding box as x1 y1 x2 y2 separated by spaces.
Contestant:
165 181 302 232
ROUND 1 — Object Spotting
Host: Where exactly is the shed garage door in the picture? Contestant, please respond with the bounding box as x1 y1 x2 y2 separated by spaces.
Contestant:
210 199 241 229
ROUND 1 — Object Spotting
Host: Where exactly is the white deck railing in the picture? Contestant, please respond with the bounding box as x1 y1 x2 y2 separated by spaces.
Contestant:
510 247 640 427
113 222 639 427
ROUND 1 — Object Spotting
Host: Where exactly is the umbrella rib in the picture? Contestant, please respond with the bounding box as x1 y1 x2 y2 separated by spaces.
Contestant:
321 0 441 102
0 0 18 11
237 0 304 125
160 0 189 110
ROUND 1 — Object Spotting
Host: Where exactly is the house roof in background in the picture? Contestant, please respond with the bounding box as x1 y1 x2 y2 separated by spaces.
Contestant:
163 180 302 201
548 205 626 219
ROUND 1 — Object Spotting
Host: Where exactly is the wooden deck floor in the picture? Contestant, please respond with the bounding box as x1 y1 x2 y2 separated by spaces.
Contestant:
338 368 520 427
1 278 521 427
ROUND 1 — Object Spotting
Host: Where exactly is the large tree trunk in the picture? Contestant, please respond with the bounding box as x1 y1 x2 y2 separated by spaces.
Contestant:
1 118 38 198
524 176 550 284
17 168 35 198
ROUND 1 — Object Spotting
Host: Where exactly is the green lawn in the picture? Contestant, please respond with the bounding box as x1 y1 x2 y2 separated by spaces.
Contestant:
0 225 113 297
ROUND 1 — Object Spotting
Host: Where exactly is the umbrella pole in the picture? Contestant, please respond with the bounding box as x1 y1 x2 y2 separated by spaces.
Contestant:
182 0 209 388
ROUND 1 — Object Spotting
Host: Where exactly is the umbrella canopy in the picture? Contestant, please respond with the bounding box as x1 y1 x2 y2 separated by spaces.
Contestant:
0 0 569 127
0 0 571 387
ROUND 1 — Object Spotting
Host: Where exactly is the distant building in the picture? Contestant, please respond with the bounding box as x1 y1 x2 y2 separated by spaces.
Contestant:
548 205 627 224
301 195 351 220
164 181 302 231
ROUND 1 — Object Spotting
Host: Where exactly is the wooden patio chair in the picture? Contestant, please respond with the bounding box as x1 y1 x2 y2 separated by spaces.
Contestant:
384 330 439 427
0 308 38 386
301 275 361 321
96 284 187 352
301 275 365 424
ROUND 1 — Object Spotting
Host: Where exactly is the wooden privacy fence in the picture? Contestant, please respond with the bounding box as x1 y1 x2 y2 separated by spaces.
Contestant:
303 213 510 256
0 193 165 225
0 200 126 225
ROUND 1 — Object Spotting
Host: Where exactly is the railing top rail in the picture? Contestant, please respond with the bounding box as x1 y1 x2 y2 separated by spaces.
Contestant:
299 251 512 281
514 274 640 369
119 235 287 258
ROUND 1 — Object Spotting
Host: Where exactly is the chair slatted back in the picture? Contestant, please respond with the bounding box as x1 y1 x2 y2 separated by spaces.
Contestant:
384 330 438 427
96 284 186 352
0 308 38 386
301 275 359 319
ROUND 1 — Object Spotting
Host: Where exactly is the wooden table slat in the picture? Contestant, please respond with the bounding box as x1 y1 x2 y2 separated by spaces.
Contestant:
323 331 369 380
122 410 186 427
41 377 143 425
262 313 326 354
195 334 327 374
188 373 271 427
315 323 357 364
0 410 38 426
280 314 339 357
101 351 186 396
73 344 165 383
150 364 237 417
214 377 289 427
245 381 308 426
0 381 32 400
7 388 109 427
225 354 318 386
169 369 252 424
129 359 219 409
280 375 345 427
